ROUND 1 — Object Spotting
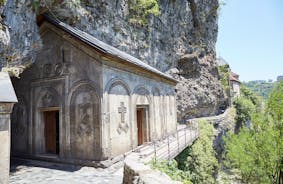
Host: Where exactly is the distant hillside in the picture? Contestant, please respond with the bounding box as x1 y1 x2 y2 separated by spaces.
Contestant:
243 80 276 99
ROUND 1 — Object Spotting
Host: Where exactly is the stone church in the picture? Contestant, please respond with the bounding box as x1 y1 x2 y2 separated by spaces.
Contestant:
10 15 177 166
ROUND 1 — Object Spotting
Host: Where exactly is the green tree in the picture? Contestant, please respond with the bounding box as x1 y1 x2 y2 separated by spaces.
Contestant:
266 80 283 183
150 159 192 184
233 96 256 131
224 80 283 183
244 80 276 100
224 114 279 183
128 0 160 26
176 121 219 183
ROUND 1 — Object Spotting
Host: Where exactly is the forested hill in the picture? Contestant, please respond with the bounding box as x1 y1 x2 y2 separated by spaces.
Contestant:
243 80 276 99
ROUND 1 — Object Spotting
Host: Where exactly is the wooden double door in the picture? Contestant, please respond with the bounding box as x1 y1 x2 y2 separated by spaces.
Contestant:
43 110 59 155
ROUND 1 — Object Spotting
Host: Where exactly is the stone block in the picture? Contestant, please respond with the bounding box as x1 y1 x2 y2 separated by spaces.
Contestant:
0 72 17 184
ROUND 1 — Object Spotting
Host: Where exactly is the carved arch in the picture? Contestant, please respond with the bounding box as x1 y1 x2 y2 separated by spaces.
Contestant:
105 78 131 95
105 78 132 157
133 85 151 105
152 87 161 96
68 81 101 160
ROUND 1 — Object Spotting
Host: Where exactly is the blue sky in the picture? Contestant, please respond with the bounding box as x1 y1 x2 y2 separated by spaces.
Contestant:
216 0 283 82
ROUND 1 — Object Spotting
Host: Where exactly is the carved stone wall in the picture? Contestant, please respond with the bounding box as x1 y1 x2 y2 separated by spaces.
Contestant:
108 81 131 157
70 84 101 160
11 96 28 153
10 21 176 164
103 65 177 157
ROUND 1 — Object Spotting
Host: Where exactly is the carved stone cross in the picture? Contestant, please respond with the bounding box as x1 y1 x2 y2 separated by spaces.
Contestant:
118 102 127 123
117 102 129 134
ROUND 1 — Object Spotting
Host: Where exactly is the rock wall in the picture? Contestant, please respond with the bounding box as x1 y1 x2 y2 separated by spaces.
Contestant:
0 0 225 121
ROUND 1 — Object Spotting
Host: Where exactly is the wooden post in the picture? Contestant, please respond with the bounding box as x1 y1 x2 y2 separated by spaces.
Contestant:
0 72 18 184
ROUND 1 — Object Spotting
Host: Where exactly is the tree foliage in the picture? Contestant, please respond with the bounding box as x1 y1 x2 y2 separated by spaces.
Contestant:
175 120 219 184
0 0 5 6
150 159 192 184
232 86 261 131
224 81 283 183
217 64 230 95
244 80 276 100
128 0 160 26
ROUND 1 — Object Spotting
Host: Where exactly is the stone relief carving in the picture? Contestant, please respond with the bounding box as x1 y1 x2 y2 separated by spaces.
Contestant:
54 63 64 75
42 63 52 77
77 96 92 137
117 102 129 134
42 63 69 78
12 103 27 137
70 84 100 159
42 91 55 107
135 87 151 105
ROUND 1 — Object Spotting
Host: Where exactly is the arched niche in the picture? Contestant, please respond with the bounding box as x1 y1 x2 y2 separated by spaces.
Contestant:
11 95 28 153
106 78 132 157
134 86 151 105
69 83 101 160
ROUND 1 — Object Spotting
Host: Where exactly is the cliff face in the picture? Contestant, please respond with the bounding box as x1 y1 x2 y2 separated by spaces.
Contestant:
0 0 225 121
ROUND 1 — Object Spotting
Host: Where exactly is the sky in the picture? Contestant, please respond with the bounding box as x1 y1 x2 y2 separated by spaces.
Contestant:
216 0 283 82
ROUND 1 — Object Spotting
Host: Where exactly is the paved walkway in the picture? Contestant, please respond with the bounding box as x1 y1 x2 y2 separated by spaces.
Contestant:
9 159 123 184
9 124 198 184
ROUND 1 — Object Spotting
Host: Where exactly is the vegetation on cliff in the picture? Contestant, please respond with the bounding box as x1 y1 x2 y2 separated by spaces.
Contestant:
151 120 218 184
128 0 160 26
217 64 230 95
224 81 283 183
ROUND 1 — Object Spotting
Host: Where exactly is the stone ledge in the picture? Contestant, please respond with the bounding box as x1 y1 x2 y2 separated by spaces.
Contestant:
122 158 181 184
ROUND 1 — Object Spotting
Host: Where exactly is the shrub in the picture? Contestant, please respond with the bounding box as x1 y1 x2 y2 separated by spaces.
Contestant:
128 0 160 26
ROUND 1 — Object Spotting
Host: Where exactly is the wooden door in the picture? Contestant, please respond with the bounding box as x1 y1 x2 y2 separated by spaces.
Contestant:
44 111 58 154
137 108 145 145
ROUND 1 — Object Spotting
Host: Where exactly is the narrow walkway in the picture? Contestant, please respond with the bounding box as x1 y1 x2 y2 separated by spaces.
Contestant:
126 123 199 163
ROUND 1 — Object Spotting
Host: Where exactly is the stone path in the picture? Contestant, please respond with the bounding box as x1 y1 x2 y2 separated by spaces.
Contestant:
9 125 198 184
9 159 123 184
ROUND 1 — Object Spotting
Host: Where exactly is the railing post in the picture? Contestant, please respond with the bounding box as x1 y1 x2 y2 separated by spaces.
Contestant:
184 126 187 146
177 126 180 152
167 135 170 160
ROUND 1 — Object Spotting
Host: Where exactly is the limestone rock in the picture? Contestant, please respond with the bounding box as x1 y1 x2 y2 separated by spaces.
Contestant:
0 0 225 121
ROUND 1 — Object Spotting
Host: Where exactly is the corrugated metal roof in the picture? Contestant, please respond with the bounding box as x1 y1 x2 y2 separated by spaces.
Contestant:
43 14 177 83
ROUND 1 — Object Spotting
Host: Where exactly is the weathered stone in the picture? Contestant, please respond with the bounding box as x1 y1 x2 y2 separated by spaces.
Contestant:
10 18 177 166
1 0 224 122
123 158 182 184
0 72 17 184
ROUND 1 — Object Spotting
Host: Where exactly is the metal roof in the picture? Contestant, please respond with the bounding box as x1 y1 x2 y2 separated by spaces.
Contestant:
43 14 177 83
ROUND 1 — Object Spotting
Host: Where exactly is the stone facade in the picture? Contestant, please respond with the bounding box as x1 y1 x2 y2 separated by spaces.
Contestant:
11 18 177 166
230 72 241 97
0 72 17 184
